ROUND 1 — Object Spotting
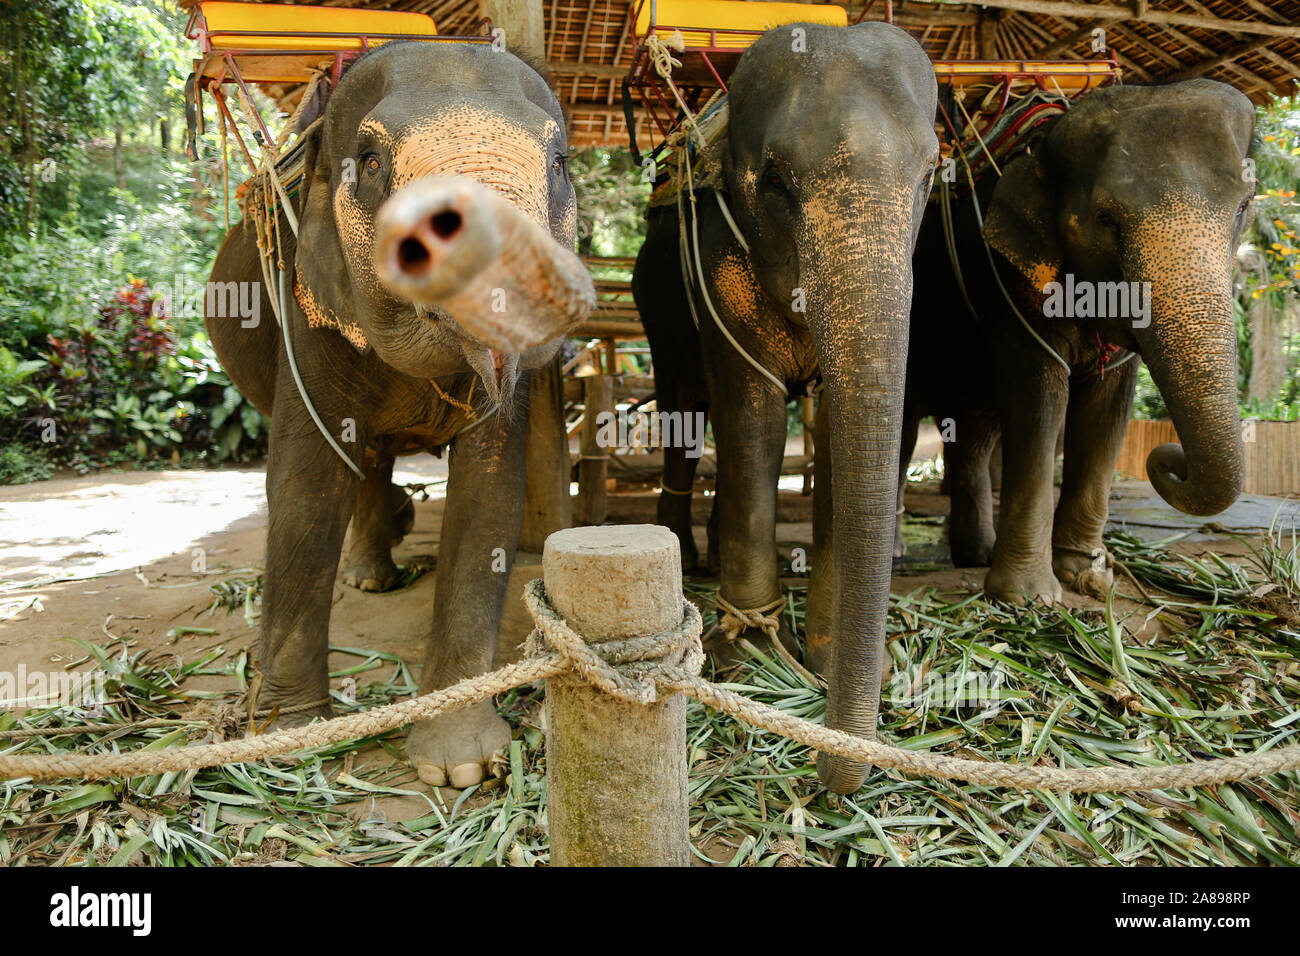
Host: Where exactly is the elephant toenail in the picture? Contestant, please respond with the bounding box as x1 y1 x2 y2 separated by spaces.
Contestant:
450 763 484 789
417 764 448 787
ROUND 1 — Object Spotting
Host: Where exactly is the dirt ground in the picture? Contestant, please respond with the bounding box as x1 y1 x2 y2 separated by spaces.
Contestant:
2 428 1298 821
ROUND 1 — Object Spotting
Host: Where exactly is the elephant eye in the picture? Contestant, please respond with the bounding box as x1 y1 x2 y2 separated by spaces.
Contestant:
364 154 382 174
551 154 566 175
1096 210 1118 230
764 169 786 192
1237 197 1252 218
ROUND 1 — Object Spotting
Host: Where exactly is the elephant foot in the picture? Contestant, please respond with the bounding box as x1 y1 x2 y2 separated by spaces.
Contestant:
984 561 1063 606
253 687 332 729
710 617 812 682
1054 546 1114 600
342 551 401 592
948 521 995 568
407 699 510 789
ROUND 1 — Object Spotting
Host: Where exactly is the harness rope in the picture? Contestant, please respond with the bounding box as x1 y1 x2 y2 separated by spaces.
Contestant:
645 35 787 396
239 76 499 477
3 580 1299 793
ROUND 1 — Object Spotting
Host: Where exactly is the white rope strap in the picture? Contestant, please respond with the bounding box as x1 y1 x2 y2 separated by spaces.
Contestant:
647 34 784 395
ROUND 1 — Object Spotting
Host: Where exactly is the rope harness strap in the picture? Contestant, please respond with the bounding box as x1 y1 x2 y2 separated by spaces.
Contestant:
3 581 1300 792
643 35 787 397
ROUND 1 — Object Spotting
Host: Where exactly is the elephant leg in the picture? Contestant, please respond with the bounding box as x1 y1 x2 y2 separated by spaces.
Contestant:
944 410 999 567
806 393 834 674
708 362 798 662
342 454 411 592
705 493 721 576
257 372 359 724
893 404 921 561
984 366 1069 605
658 391 709 573
1053 359 1139 598
407 382 529 789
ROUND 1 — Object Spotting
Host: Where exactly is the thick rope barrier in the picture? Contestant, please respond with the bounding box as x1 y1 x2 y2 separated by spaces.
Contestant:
3 579 1299 792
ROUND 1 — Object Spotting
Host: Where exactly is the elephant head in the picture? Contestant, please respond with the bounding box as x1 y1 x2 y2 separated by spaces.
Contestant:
723 22 939 793
983 79 1256 516
293 41 594 406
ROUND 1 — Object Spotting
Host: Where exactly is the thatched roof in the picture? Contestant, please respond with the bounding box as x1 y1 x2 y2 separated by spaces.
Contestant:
183 1 1300 147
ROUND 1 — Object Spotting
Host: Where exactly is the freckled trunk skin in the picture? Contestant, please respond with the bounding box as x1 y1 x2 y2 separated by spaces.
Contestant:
802 188 913 794
1128 209 1244 516
372 176 594 353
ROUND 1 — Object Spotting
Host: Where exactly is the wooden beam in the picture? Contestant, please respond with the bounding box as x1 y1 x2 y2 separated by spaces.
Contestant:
1034 20 1103 58
1011 13 1155 81
905 1 1300 39
1169 35 1276 81
977 8 1003 59
550 60 628 79
855 4 981 27
480 0 545 60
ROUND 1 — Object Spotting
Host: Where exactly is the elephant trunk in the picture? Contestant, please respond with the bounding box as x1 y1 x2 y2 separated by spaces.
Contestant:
806 207 912 795
1130 218 1244 516
373 175 595 352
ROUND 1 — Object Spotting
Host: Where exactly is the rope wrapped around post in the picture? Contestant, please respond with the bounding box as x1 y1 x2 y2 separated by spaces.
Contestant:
523 579 704 705
2 570 1300 794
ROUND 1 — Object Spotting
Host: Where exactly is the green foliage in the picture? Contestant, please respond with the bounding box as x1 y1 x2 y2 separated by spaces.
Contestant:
1245 93 1300 299
0 279 267 477
569 147 650 257
0 0 189 244
0 442 53 484
0 1 270 482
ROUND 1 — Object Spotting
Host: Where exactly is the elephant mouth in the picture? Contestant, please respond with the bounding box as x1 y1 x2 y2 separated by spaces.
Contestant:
463 345 517 407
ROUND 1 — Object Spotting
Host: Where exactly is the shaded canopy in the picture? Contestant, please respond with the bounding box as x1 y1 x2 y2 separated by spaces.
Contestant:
181 1 1300 147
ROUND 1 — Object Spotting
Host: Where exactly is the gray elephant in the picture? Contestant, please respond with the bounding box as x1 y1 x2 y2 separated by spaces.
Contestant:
206 41 593 788
900 79 1255 603
633 21 939 794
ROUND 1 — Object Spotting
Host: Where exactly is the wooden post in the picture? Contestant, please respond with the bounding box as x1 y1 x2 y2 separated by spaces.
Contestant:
479 0 545 60
542 524 691 866
578 374 613 525
520 356 572 551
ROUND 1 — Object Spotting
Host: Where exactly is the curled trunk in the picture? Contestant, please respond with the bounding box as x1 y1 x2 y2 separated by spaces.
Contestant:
1130 219 1244 516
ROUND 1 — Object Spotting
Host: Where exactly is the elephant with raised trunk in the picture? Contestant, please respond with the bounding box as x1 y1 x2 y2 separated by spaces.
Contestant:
634 21 939 794
206 41 593 788
900 79 1255 604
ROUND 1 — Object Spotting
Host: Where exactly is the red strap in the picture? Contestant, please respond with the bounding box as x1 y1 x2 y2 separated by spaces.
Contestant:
1095 331 1124 378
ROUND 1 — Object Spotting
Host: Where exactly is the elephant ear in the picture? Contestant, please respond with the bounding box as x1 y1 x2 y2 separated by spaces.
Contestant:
981 148 1062 294
292 122 369 351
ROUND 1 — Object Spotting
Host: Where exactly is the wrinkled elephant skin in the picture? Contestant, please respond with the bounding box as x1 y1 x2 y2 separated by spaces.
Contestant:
205 42 592 789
